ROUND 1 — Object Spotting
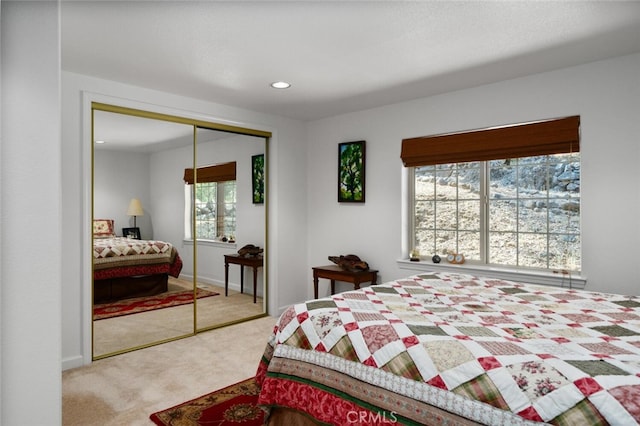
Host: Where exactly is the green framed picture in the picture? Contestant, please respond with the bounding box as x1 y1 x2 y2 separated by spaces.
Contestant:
252 154 265 204
338 140 366 203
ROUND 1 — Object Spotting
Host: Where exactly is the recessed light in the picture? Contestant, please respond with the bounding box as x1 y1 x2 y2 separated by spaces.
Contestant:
95 140 105 144
270 81 291 89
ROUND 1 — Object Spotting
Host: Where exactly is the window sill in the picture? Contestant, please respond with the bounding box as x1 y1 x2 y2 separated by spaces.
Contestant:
397 259 586 290
183 239 237 249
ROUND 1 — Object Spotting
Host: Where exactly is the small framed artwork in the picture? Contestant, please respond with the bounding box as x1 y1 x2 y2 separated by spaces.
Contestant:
338 140 366 203
252 154 265 204
122 227 141 240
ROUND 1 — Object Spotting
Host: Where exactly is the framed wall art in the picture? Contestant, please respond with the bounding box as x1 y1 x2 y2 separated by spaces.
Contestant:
338 140 366 203
252 154 265 204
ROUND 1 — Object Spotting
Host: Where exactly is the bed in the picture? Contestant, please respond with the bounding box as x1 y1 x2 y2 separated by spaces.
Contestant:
92 219 183 303
256 272 640 425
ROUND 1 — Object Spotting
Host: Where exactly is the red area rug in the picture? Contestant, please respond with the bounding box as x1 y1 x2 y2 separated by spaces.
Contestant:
150 377 263 426
93 288 218 320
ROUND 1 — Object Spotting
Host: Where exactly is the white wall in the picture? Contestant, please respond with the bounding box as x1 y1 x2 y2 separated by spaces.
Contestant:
1 1 61 423
307 53 640 297
61 72 308 369
148 141 192 259
94 150 152 238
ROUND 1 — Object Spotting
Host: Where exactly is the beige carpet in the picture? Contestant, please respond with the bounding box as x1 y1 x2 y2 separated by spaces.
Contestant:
63 315 276 426
94 277 264 357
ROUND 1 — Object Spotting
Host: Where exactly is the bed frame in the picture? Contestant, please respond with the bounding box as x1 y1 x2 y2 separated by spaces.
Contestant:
93 273 168 303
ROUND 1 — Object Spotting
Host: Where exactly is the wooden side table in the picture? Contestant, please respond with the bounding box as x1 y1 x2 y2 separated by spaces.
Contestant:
224 254 263 303
312 265 378 299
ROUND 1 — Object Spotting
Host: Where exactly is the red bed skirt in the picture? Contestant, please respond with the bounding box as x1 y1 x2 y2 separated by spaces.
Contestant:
93 274 169 303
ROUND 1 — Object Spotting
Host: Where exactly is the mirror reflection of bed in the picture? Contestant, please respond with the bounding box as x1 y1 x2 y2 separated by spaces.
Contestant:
92 106 267 358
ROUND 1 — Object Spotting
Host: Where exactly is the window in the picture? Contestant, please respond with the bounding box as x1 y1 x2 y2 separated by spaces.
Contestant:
184 161 237 241
412 153 580 271
189 181 236 240
402 116 580 273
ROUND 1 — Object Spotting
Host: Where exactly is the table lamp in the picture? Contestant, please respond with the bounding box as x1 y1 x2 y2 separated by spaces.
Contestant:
127 198 144 228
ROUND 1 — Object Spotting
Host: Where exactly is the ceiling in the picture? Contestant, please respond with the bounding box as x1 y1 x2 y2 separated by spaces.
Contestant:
63 1 640 123
93 109 239 151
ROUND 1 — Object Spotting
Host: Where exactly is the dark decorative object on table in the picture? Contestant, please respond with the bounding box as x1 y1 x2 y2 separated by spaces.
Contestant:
328 254 369 272
238 244 263 257
432 254 441 263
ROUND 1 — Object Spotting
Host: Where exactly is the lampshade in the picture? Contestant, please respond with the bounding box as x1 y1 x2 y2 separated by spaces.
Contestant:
127 198 144 216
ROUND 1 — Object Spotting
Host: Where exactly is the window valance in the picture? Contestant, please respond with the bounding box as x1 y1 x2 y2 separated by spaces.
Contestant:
184 161 236 184
400 116 580 167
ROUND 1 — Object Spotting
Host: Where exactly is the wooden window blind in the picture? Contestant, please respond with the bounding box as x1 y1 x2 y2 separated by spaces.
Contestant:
184 161 236 184
400 116 580 167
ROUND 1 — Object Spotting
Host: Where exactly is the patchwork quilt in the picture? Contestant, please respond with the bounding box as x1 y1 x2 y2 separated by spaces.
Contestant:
257 272 640 425
93 237 183 280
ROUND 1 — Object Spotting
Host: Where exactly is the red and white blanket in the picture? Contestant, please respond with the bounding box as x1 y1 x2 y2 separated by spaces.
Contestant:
257 272 640 425
93 237 182 280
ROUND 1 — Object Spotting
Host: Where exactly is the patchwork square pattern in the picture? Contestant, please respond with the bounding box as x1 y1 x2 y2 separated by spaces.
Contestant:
506 360 571 400
562 313 603 323
591 324 638 337
423 340 475 371
310 311 342 339
407 324 447 336
306 300 337 311
565 360 630 376
479 341 532 356
453 372 510 411
608 385 640 422
579 342 634 355
614 300 640 309
352 312 387 323
93 238 173 259
455 326 499 337
269 272 640 424
360 324 399 353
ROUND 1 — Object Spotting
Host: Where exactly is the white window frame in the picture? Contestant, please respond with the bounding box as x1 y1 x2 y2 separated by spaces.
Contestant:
403 157 585 289
184 180 236 242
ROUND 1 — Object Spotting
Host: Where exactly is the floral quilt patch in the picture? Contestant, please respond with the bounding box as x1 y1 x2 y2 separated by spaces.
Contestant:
507 361 570 400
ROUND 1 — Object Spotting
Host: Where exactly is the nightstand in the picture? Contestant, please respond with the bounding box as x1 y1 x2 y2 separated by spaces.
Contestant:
312 265 378 299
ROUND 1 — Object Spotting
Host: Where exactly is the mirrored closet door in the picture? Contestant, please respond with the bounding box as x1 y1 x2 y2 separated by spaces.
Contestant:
194 128 267 331
91 103 269 359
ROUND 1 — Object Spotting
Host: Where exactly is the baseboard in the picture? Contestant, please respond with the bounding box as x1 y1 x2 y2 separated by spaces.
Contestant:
62 355 86 371
181 273 257 296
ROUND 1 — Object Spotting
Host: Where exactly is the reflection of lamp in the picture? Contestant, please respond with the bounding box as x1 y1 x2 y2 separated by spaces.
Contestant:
127 198 144 227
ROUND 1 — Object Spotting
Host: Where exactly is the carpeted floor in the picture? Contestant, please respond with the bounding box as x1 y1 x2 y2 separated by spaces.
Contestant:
93 278 264 358
63 316 276 426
